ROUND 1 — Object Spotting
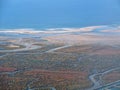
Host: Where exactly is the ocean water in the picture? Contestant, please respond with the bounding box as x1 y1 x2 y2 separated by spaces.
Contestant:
0 0 120 29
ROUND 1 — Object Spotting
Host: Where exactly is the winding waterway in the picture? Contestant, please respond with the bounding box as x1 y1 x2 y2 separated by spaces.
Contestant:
88 68 120 90
0 43 120 90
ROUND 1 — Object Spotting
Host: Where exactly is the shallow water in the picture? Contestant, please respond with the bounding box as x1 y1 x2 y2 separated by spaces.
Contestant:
98 81 120 90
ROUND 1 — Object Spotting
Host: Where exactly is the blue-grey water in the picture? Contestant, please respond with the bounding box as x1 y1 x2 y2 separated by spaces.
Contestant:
0 0 120 29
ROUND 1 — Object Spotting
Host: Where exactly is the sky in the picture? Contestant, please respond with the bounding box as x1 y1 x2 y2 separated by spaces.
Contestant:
0 0 120 29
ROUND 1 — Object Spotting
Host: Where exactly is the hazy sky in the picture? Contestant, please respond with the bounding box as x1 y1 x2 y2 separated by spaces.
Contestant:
0 0 120 29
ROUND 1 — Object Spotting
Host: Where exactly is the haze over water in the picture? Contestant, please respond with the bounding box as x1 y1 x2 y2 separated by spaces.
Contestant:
0 0 120 29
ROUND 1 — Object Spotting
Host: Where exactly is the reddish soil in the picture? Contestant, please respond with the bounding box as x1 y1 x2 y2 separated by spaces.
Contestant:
92 47 120 55
103 71 120 83
24 69 89 84
0 67 16 72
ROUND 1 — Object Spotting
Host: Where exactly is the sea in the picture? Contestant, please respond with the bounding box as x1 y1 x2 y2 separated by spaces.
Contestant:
0 0 120 29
